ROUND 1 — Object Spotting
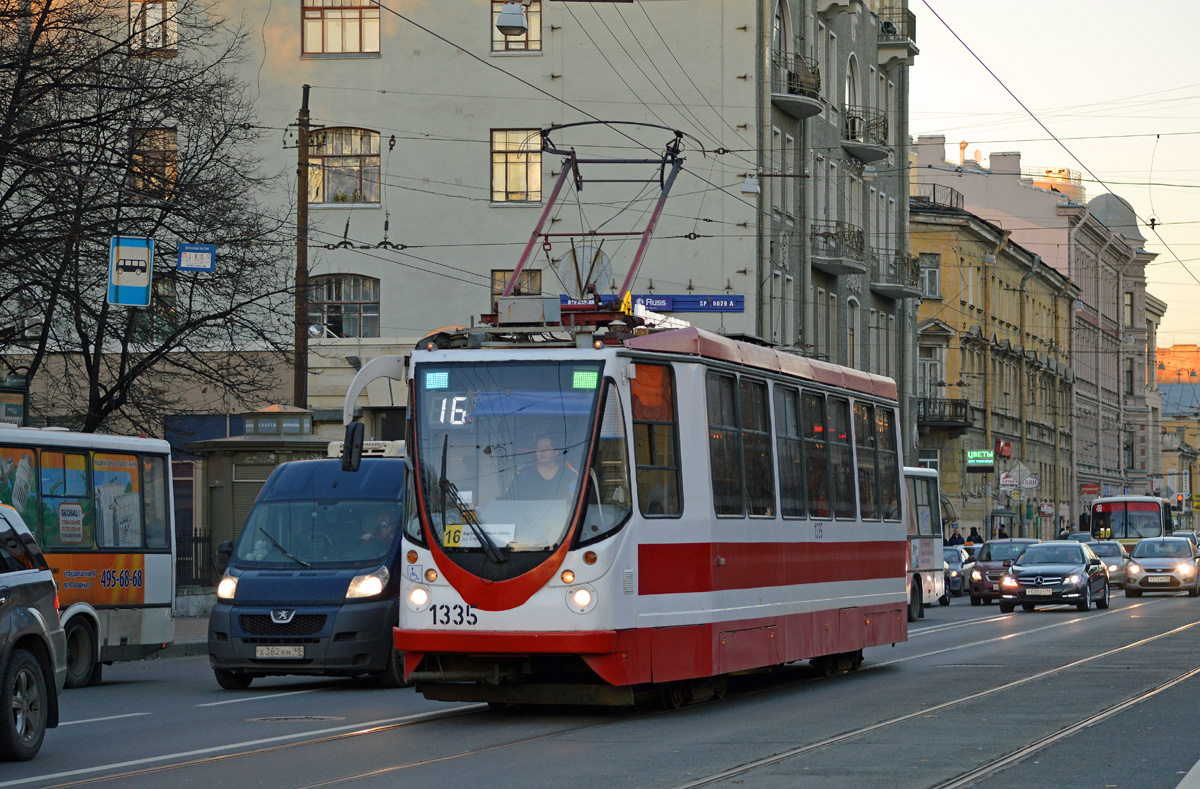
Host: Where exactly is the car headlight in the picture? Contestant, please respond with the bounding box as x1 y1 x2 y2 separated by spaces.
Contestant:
216 572 238 600
950 570 959 578
1178 563 1196 576
1067 574 1082 585
1128 563 1141 574
346 566 390 599
405 583 432 612
971 570 982 581
566 584 597 614
1001 576 1018 588
1107 564 1119 572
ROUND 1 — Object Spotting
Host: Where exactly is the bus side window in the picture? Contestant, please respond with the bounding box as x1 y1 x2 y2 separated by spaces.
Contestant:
41 451 92 548
0 447 38 541
143 456 169 549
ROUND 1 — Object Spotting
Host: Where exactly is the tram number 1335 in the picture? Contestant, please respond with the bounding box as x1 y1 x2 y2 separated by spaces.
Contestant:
432 603 478 626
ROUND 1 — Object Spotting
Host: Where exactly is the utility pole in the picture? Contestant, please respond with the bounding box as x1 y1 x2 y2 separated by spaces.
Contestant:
294 85 311 409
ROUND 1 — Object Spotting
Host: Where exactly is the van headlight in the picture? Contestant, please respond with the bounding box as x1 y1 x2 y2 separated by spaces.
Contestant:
216 571 239 600
566 584 597 614
346 567 390 600
406 583 432 612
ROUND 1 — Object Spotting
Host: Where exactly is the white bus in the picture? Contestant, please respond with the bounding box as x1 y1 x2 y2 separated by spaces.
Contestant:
0 426 174 687
904 466 945 618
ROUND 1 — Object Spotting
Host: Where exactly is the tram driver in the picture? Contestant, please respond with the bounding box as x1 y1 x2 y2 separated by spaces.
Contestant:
504 436 578 501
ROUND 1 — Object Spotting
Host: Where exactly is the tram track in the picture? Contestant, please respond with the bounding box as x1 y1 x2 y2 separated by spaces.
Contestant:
670 617 1200 789
15 599 1192 789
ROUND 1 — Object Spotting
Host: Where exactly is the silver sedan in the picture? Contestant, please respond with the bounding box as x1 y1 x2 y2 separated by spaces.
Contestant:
1090 540 1127 587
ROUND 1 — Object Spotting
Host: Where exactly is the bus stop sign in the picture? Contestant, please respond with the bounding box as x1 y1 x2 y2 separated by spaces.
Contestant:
108 236 154 307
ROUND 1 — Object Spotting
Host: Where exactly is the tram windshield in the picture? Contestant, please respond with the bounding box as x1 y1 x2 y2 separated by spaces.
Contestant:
1091 500 1168 541
410 361 604 561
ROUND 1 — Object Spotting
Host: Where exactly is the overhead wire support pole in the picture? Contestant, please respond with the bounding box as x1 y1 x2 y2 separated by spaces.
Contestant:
502 150 577 298
617 156 683 305
294 84 311 409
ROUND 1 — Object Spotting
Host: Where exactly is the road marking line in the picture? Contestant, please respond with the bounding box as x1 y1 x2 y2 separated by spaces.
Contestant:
908 597 1156 637
60 713 152 726
0 707 483 788
195 688 322 707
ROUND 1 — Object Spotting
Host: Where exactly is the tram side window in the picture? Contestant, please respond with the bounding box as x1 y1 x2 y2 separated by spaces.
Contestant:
579 382 633 543
40 451 93 548
876 408 901 521
740 378 775 517
706 372 744 516
630 364 681 517
828 397 857 519
802 392 831 518
774 386 805 518
854 403 879 520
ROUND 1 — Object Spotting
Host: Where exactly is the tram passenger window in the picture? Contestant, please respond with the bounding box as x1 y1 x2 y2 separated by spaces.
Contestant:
876 408 901 521
828 398 856 519
802 392 830 518
774 387 805 518
706 372 744 516
580 383 633 542
631 364 681 517
854 403 878 520
741 378 775 517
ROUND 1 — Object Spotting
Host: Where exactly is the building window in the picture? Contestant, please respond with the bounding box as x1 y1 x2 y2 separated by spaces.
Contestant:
131 276 178 344
492 0 540 52
308 274 380 338
491 129 542 203
302 0 380 55
1124 292 1133 327
919 253 941 297
1125 358 1135 395
309 128 380 204
131 128 177 199
130 0 178 54
490 269 542 299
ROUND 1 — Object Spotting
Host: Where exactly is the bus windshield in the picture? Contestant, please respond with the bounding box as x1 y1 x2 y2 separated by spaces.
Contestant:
1092 501 1165 540
411 361 603 558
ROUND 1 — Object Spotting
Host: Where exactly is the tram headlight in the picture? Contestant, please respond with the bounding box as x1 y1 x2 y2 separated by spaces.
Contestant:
406 583 432 612
216 572 238 601
565 584 597 614
347 566 390 600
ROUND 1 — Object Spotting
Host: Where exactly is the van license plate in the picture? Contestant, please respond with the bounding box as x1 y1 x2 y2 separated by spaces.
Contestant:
256 646 304 658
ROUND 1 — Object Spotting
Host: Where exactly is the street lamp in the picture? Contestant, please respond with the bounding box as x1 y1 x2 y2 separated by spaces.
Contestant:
495 2 528 36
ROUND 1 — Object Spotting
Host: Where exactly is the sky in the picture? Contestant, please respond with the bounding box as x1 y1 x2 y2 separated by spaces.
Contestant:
907 0 1200 345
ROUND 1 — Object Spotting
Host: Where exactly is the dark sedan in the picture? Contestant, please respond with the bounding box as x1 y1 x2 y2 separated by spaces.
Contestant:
1125 537 1200 597
998 541 1110 613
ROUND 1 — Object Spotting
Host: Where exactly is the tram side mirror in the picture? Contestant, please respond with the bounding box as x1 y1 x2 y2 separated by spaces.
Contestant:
342 421 365 472
216 540 233 573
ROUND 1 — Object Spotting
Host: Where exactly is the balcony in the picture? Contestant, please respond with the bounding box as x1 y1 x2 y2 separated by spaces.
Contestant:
810 219 867 276
841 105 889 163
877 7 918 69
917 397 972 437
871 252 923 299
910 182 964 212
770 51 822 120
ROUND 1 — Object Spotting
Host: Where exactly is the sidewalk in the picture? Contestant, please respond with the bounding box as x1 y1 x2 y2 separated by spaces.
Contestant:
157 615 209 659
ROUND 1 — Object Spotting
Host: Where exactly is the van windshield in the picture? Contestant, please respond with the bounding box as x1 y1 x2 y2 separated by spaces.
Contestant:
236 499 403 567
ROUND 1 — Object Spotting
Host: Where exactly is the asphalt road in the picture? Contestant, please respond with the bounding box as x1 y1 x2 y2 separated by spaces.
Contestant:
5 590 1200 789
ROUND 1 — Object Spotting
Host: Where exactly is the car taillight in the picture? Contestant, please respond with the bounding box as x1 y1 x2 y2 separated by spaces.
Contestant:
54 581 59 612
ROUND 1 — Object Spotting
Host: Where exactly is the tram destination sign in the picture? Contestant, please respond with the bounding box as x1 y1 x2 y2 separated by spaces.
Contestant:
966 449 995 473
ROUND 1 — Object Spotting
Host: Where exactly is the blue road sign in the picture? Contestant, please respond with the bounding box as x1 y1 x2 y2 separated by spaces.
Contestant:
108 237 154 307
177 243 217 272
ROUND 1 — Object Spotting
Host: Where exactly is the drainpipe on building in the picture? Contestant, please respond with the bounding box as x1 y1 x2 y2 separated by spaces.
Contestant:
984 231 1010 536
1018 254 1040 537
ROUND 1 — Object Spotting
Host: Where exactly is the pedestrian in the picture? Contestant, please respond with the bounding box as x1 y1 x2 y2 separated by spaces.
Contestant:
997 524 1010 539
967 526 983 544
947 527 965 545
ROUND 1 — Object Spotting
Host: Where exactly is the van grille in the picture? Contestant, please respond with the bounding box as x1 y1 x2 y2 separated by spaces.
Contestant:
240 614 327 636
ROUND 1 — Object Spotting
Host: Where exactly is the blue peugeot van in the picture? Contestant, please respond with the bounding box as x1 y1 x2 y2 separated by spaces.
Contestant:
207 444 406 689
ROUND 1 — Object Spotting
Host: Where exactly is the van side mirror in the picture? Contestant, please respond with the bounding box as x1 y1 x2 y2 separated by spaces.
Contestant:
216 540 234 573
342 421 365 472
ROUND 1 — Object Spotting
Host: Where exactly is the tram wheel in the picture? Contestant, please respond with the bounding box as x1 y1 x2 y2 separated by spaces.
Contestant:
712 678 729 700
661 683 688 710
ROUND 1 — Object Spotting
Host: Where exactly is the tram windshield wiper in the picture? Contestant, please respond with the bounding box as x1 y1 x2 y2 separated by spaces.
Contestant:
438 434 506 564
257 528 310 568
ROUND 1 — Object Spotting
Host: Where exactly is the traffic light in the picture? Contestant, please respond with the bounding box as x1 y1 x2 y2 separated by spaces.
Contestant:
1177 493 1185 511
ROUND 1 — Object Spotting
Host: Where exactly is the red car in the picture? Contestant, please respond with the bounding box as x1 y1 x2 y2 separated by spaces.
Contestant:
969 538 1039 605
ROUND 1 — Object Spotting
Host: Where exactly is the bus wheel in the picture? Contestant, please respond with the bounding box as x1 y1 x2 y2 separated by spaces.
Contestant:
376 649 410 688
64 619 100 689
214 669 253 690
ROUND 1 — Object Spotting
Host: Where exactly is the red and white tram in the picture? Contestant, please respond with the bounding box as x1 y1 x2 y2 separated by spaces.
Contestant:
344 325 909 706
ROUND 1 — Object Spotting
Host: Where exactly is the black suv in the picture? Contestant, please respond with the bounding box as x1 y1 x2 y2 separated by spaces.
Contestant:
0 505 66 761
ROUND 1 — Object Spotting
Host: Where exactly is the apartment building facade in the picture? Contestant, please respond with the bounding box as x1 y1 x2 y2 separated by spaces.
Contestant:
910 187 1079 539
913 137 1165 519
